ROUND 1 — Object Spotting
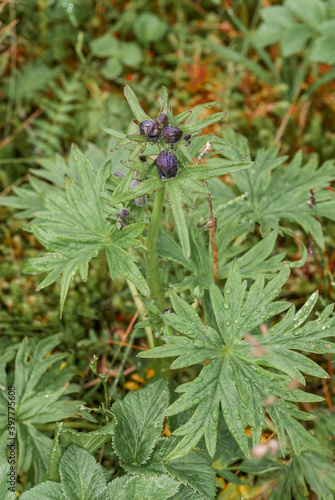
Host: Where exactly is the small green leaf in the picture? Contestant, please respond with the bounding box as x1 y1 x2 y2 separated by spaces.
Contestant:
124 85 150 122
20 481 64 500
0 455 15 500
179 112 227 135
58 422 115 453
107 474 180 500
110 176 162 205
59 445 107 500
101 57 123 80
120 42 143 67
166 181 190 260
282 25 314 56
48 423 63 482
184 160 254 181
309 34 335 64
90 35 119 57
111 379 169 464
134 13 168 43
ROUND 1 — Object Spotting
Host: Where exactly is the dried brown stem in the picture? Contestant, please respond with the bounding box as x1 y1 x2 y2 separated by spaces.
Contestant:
273 82 303 144
322 379 333 411
198 142 219 284
205 182 219 284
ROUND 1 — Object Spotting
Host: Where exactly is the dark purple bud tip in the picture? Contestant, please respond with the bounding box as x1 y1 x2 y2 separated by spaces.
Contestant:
139 120 160 142
160 125 183 144
156 151 178 180
156 112 169 127
119 208 130 221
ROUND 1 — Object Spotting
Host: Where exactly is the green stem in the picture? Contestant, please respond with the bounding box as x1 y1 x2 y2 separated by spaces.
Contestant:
127 279 155 349
145 187 165 308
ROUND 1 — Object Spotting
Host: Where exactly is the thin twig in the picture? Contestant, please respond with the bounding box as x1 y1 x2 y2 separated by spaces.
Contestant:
322 379 332 411
107 339 146 351
0 173 28 196
0 17 18 35
0 108 42 151
3 1 17 139
109 304 142 369
82 366 136 389
199 142 219 284
127 279 155 349
273 82 303 144
309 191 328 299
110 328 138 401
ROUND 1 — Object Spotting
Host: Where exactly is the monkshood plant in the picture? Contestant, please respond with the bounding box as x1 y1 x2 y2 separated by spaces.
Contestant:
6 86 335 499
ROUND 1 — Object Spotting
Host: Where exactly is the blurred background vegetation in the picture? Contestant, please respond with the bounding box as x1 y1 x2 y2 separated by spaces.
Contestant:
0 0 334 497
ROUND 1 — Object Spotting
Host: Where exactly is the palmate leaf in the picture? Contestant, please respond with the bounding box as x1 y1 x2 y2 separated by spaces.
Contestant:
23 145 149 311
158 227 306 299
139 261 334 461
0 336 93 484
213 129 335 249
271 452 335 500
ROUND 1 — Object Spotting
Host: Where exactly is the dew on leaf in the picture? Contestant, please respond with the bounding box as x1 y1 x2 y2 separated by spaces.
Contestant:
193 340 205 348
212 408 219 422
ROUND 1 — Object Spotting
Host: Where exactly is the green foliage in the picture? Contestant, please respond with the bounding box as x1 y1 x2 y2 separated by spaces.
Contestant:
0 455 15 500
254 0 335 64
213 130 335 249
112 380 217 499
0 335 92 483
23 145 149 311
48 422 115 482
91 35 144 81
21 445 107 500
134 13 168 44
271 452 335 500
140 260 334 460
2 52 335 498
21 380 216 499
112 379 168 465
27 76 84 156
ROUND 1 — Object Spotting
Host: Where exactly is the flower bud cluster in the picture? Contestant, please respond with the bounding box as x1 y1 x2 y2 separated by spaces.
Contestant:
139 114 183 145
138 113 184 180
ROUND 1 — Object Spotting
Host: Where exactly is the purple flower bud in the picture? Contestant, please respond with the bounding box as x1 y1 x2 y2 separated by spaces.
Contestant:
160 125 183 144
139 120 159 142
309 188 316 206
130 179 147 207
156 112 169 127
156 151 178 179
119 208 130 221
